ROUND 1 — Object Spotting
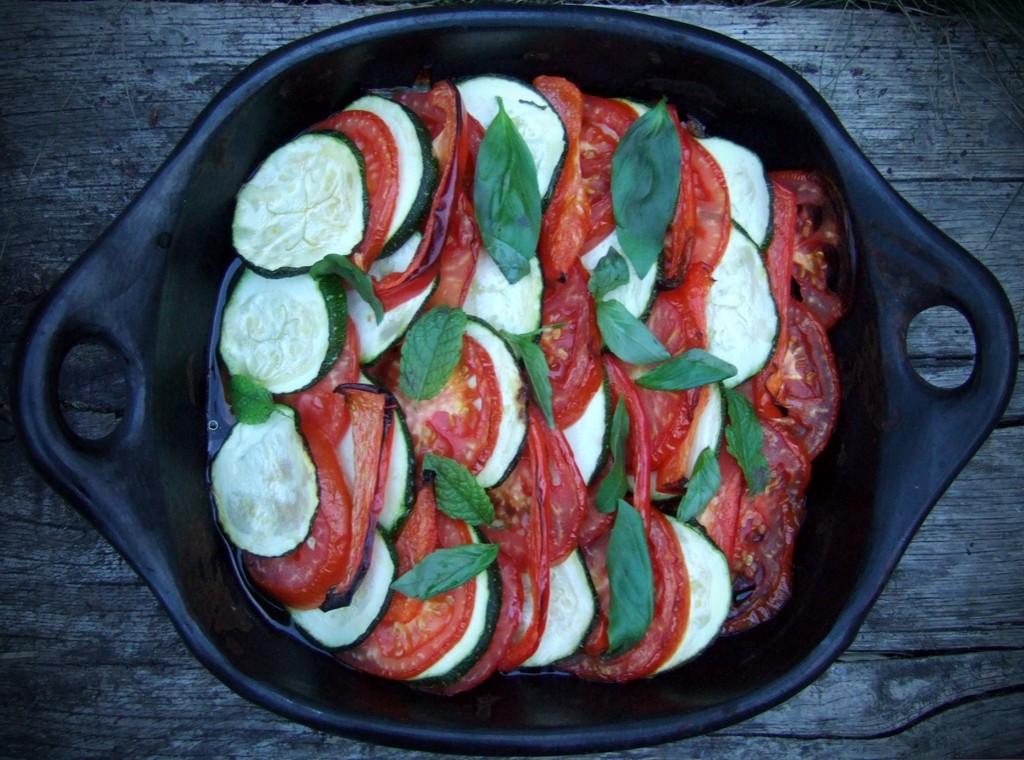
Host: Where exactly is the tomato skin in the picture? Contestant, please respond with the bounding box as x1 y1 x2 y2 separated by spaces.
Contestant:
540 261 603 429
310 109 399 270
722 420 809 635
770 170 850 328
561 510 689 682
538 422 588 565
756 299 841 461
378 334 503 478
579 96 638 252
534 76 590 280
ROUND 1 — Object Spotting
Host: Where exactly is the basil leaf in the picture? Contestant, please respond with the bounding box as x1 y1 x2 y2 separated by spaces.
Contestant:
423 454 495 525
503 330 556 429
723 387 770 495
391 543 499 600
229 375 273 425
588 247 630 301
676 446 721 522
596 299 670 365
636 349 737 391
611 101 681 278
399 306 467 401
474 99 542 285
595 398 630 514
606 500 654 657
310 253 384 324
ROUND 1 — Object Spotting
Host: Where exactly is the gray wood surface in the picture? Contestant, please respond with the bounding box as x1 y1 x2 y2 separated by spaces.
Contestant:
2 2 1021 757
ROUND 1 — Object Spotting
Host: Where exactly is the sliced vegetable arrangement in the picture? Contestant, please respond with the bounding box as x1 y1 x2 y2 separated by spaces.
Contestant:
209 73 849 692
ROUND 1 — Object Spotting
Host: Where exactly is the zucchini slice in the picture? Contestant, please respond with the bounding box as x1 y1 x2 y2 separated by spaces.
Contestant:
349 274 437 366
232 132 367 275
561 376 609 485
683 382 725 479
654 518 731 673
465 318 529 489
705 227 778 388
579 230 658 321
456 75 567 206
699 136 773 249
462 252 544 336
520 550 597 667
346 95 437 258
410 528 501 686
211 405 318 557
219 269 347 395
290 528 396 650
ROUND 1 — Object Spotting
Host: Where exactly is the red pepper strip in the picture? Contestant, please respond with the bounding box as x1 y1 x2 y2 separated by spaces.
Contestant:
534 75 590 281
561 509 689 682
426 552 523 695
321 384 393 606
375 81 466 312
241 420 354 610
310 109 400 271
340 492 484 681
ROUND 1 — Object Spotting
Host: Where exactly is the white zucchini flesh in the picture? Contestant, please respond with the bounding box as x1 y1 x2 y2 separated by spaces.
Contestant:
211 406 318 558
465 319 529 489
348 274 436 365
368 231 421 279
462 252 544 336
561 378 608 485
654 518 731 673
683 382 725 479
456 75 567 203
705 228 778 388
579 230 657 320
520 550 596 667
699 136 772 249
232 132 366 273
219 270 336 394
409 529 496 682
346 95 431 252
289 528 396 650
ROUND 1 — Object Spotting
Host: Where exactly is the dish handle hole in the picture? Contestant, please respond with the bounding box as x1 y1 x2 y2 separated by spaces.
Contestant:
57 339 128 443
906 305 977 390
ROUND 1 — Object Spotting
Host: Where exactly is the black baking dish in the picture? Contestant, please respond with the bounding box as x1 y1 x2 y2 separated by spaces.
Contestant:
12 5 1018 754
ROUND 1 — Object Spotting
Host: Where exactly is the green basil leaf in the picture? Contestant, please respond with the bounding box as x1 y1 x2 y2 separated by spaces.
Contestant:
636 348 737 391
423 454 495 525
611 101 681 278
399 306 467 401
391 543 499 600
310 253 384 324
676 446 721 522
229 374 273 425
474 99 542 285
723 387 770 495
502 330 556 429
595 398 630 514
596 299 671 365
605 500 654 657
588 247 630 301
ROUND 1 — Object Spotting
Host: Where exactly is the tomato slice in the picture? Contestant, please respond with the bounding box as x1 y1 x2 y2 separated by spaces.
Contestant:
561 509 689 681
310 109 399 271
242 420 354 610
722 420 809 635
340 490 483 680
579 95 638 252
696 448 745 569
378 334 502 477
756 299 841 460
770 170 850 328
481 411 550 670
426 190 480 309
539 261 603 429
603 355 653 519
761 179 798 375
538 422 588 565
534 75 590 280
